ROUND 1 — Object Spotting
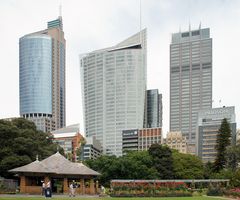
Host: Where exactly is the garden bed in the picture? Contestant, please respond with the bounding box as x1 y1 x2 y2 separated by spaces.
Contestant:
110 180 192 197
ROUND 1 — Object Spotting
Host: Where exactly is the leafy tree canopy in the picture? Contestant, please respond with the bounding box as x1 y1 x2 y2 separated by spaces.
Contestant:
86 151 159 186
0 118 62 178
225 144 240 171
85 144 208 186
172 150 204 179
148 144 174 179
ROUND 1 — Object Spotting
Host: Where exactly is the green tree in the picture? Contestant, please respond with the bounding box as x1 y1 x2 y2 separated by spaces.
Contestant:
85 151 158 186
203 161 215 179
226 144 240 171
0 118 62 178
85 155 119 186
148 144 174 179
172 150 204 179
230 168 240 187
119 151 159 180
214 118 232 172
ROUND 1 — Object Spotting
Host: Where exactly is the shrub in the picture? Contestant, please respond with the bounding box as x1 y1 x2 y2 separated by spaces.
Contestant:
207 185 223 196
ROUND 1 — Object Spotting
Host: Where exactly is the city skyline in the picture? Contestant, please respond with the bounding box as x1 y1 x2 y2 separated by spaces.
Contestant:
0 0 240 135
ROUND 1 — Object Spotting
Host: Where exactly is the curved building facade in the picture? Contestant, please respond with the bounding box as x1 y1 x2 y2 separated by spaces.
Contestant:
80 29 147 156
19 17 66 132
20 35 52 116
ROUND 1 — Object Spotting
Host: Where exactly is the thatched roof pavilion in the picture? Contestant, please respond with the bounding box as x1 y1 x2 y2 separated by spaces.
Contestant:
9 152 100 195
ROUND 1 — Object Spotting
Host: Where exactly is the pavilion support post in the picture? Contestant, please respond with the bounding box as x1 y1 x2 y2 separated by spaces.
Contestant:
191 180 195 189
80 178 85 195
227 181 230 187
96 180 99 194
20 176 26 193
90 179 94 195
63 178 68 194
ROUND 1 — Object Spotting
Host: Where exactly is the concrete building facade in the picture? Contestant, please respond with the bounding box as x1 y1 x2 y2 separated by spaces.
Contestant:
170 27 212 152
122 128 162 153
80 29 147 156
163 131 187 153
19 16 66 132
196 106 236 162
237 129 240 144
81 136 102 160
122 129 139 152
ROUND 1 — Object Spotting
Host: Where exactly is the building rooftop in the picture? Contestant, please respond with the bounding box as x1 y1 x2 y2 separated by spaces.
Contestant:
51 124 80 134
87 28 146 54
9 152 100 176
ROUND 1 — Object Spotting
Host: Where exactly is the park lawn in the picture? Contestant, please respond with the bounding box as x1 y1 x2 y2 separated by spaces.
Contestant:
0 196 224 200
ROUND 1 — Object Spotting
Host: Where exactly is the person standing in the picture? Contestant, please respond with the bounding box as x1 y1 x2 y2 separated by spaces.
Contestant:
72 180 76 197
41 181 46 196
69 182 74 197
45 181 52 198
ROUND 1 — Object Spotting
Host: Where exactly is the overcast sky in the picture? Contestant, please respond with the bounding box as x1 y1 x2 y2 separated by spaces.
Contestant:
0 0 240 135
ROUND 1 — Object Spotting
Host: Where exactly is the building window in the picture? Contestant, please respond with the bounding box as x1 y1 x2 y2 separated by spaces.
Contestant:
182 32 190 37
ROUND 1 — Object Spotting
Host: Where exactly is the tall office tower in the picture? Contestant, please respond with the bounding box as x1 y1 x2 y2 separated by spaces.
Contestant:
196 106 236 162
19 16 66 132
144 89 162 128
170 27 212 151
80 29 147 156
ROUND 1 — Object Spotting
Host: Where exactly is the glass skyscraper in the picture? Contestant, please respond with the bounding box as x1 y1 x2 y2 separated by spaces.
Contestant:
170 27 212 152
19 16 66 132
144 89 162 128
80 29 147 156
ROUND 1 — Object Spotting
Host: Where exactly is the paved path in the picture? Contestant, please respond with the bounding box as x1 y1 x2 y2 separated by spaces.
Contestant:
203 195 236 200
0 194 101 198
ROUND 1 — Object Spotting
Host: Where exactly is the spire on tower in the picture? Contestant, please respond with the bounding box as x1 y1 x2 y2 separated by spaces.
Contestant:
139 0 142 44
59 4 62 17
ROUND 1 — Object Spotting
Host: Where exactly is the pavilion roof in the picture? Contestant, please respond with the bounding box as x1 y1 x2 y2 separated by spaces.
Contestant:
9 152 100 176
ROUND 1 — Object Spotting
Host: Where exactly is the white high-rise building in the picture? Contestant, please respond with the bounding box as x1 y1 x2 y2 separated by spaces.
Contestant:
170 27 212 152
80 29 147 156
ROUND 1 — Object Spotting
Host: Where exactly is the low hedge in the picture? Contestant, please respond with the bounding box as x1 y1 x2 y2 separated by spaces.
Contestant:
207 186 223 196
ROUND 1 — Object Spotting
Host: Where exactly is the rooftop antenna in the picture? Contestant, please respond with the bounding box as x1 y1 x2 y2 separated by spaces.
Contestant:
139 0 142 45
219 99 222 107
59 3 62 17
199 21 202 30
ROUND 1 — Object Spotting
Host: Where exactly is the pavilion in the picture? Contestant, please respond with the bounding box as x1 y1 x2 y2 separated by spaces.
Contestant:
9 152 100 195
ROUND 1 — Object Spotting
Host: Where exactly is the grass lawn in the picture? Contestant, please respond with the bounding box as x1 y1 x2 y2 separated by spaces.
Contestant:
0 196 225 200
